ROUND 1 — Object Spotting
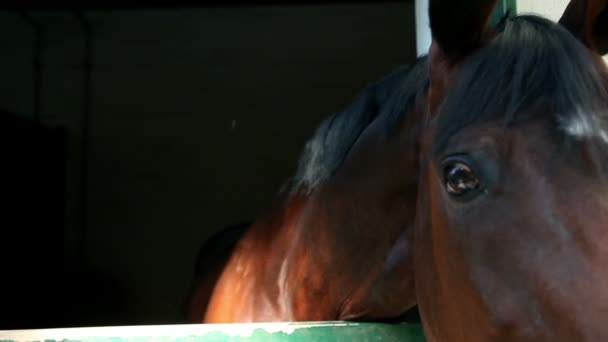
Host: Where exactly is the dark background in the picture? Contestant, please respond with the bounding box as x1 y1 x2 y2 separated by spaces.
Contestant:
0 1 417 329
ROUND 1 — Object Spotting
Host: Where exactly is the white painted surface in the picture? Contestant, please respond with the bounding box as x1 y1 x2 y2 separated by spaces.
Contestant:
517 0 607 62
516 0 569 21
0 322 356 341
415 0 431 56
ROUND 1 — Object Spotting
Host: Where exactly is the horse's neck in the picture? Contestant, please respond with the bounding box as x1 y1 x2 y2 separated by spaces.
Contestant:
204 192 310 322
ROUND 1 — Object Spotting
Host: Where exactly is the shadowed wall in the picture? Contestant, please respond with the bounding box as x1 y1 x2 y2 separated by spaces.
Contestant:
0 3 416 325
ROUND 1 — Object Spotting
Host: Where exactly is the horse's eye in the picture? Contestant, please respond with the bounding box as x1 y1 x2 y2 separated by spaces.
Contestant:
443 162 480 197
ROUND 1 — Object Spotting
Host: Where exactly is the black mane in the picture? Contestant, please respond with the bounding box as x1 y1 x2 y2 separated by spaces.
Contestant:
433 15 608 154
290 56 429 192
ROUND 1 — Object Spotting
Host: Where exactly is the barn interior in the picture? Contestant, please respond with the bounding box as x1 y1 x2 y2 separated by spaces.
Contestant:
0 0 417 329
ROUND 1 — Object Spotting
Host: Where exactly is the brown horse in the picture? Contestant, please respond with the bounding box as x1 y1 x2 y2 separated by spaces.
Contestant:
199 1 608 339
184 222 250 323
196 61 428 322
416 0 608 340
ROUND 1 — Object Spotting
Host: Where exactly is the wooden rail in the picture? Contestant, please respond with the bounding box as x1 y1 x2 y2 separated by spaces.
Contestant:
0 322 425 342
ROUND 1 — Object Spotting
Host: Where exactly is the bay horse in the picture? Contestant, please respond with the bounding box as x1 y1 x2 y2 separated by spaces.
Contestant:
416 0 608 340
184 222 251 323
195 0 608 340
185 220 422 323
188 58 428 322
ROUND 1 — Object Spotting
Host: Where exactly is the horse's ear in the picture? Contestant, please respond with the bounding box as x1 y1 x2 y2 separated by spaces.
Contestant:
559 0 608 55
426 0 498 115
429 0 499 62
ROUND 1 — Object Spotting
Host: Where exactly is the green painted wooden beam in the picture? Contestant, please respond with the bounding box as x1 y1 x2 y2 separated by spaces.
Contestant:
0 322 425 342
491 0 517 26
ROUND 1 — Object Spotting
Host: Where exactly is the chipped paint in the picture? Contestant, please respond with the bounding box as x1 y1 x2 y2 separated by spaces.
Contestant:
0 322 425 342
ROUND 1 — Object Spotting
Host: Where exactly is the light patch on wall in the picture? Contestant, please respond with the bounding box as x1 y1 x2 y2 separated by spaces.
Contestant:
415 0 431 57
516 0 569 21
516 0 608 64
